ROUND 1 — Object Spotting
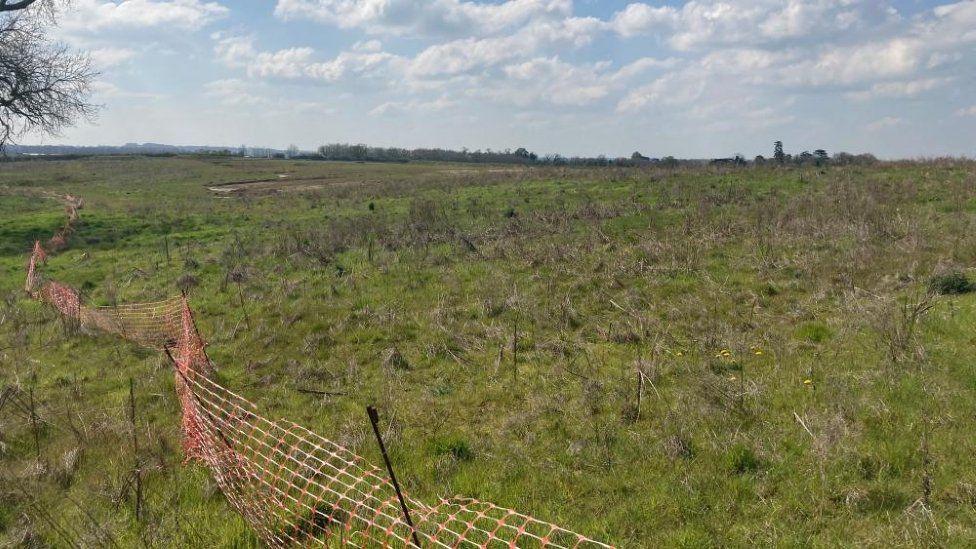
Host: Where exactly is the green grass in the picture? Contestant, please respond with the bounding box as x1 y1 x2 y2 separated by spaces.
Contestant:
2 156 976 546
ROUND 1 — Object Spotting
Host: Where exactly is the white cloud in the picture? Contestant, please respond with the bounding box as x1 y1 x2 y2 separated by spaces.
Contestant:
213 34 399 82
491 57 611 106
407 17 601 77
368 96 455 117
64 0 228 31
204 79 265 106
90 81 164 99
202 79 339 116
289 101 338 115
89 47 138 68
616 71 706 112
804 38 924 84
932 0 976 30
213 34 258 67
614 46 790 113
866 116 903 131
274 0 572 37
955 105 976 117
610 3 676 38
217 0 974 120
152 0 976 157
926 51 961 69
846 77 952 101
609 0 896 50
609 57 680 81
699 48 795 74
606 0 976 129
352 39 383 52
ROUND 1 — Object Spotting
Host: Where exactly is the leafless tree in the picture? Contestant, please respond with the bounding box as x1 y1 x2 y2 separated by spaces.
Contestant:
1 0 42 11
0 0 97 152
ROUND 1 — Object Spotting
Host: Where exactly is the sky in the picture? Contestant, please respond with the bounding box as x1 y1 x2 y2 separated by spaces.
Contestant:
25 0 976 158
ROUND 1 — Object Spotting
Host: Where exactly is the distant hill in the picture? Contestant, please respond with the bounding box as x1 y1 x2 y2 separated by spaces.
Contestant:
6 143 286 157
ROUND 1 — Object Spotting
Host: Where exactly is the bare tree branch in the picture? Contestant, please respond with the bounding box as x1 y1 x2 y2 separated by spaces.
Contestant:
0 2 98 152
0 0 40 12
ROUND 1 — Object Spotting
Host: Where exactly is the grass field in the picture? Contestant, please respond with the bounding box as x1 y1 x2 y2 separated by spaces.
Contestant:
2 155 976 546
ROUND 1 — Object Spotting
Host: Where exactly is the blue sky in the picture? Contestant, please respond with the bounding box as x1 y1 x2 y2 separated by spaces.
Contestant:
30 0 976 158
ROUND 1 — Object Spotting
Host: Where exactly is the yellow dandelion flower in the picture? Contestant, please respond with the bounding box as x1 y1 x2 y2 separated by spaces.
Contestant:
803 379 813 385
754 349 763 355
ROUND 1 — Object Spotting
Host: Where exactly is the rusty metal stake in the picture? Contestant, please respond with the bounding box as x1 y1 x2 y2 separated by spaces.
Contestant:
366 405 421 547
29 385 40 460
129 377 142 521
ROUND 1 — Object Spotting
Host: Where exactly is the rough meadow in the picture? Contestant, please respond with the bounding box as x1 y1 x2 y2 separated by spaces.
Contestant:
2 156 976 546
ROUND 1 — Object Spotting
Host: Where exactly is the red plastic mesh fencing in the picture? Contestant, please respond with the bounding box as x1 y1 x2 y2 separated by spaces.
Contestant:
36 280 81 320
25 240 50 294
31 240 47 264
177 370 611 548
45 194 82 252
32 279 184 349
24 203 614 548
172 296 214 462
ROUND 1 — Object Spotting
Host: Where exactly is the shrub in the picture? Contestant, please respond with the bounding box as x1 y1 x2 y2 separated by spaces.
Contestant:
929 271 975 295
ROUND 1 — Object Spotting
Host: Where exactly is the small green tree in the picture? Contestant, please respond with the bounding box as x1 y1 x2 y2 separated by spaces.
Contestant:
814 149 829 166
773 141 785 164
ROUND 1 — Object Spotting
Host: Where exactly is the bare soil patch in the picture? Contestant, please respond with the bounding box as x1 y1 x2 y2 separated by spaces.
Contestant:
207 175 336 196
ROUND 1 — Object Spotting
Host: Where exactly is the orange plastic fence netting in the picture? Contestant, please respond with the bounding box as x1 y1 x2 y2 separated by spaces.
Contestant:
24 207 613 548
178 370 610 548
32 278 184 349
45 194 83 252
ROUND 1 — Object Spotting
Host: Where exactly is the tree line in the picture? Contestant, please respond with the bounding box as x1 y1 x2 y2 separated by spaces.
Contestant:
315 143 538 164
759 140 879 166
312 142 879 168
314 143 688 167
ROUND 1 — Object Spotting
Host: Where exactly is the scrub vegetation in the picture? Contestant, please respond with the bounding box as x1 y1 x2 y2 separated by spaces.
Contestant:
2 155 976 546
